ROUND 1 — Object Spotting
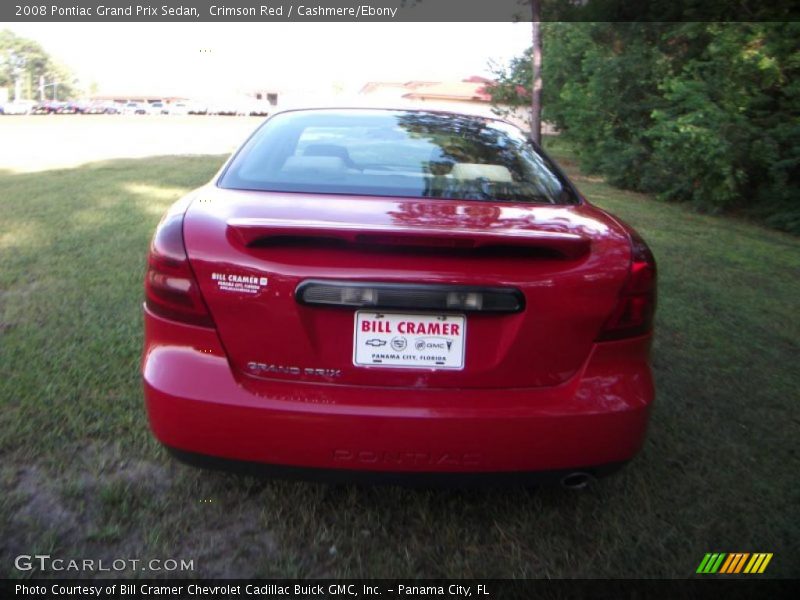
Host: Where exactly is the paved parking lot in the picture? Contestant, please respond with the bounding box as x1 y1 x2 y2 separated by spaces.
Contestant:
0 115 264 172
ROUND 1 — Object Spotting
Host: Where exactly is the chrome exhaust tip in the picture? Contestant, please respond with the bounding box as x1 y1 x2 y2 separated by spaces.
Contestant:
560 472 595 490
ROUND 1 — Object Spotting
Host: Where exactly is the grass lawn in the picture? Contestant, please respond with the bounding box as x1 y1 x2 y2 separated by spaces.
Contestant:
1 140 798 578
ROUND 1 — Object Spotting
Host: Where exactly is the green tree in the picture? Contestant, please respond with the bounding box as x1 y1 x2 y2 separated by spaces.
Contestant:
489 22 800 233
647 23 800 230
0 29 78 100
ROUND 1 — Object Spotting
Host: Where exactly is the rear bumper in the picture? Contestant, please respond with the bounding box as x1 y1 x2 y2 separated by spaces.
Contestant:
166 446 628 487
143 308 654 480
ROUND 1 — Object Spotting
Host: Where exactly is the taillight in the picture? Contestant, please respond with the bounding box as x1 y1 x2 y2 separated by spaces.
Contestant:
597 229 657 341
145 207 213 327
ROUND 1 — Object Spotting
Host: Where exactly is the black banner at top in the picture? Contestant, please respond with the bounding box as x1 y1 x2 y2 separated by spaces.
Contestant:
3 0 800 22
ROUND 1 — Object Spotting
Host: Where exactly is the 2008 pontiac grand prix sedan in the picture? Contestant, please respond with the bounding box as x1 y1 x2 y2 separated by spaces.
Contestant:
142 108 656 487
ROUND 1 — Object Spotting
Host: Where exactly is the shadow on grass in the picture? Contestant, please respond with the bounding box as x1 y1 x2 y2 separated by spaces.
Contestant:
0 154 798 578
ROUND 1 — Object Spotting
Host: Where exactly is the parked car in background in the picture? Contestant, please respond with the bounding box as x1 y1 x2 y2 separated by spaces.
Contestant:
146 102 165 115
122 102 142 115
56 101 91 114
1 100 37 114
32 101 66 114
143 107 658 487
84 101 120 115
83 101 105 114
161 102 190 116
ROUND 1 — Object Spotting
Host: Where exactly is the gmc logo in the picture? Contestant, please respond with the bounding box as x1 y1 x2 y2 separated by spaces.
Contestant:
333 449 481 467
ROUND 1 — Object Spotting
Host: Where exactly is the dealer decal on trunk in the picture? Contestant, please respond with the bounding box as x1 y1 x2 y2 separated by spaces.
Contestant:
211 272 268 295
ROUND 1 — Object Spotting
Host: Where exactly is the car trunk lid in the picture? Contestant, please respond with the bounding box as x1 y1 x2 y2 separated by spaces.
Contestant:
183 186 632 390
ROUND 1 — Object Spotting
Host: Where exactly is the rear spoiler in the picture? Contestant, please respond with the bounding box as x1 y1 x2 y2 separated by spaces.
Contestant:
227 218 590 259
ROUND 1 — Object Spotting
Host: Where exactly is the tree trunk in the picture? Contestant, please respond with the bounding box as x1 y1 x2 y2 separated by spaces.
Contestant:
530 0 543 145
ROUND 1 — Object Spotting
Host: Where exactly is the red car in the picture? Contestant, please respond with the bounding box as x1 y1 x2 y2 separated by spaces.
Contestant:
143 108 656 487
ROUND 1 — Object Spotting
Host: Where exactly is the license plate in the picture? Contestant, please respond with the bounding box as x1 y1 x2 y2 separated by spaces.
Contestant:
353 311 466 370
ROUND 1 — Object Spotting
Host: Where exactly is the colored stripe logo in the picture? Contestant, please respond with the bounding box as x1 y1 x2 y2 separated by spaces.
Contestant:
697 553 773 574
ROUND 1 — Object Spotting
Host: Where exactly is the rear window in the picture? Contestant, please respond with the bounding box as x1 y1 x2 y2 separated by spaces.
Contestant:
218 109 577 204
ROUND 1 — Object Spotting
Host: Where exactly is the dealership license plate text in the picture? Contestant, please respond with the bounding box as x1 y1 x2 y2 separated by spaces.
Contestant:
353 312 466 369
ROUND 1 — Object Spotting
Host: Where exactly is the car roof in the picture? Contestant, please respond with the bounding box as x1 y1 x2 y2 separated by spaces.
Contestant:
267 102 516 128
